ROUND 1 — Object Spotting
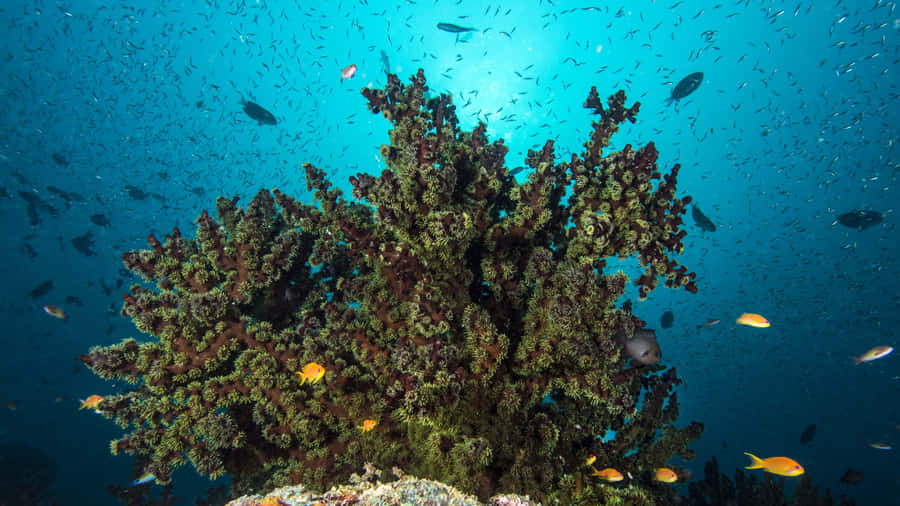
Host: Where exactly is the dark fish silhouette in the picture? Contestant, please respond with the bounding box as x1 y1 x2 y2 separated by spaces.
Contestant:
124 185 147 200
30 280 54 298
667 72 703 104
65 295 84 306
71 231 96 256
799 424 816 445
692 205 716 232
840 468 863 485
437 22 476 33
242 100 277 125
46 185 85 207
51 152 68 166
661 310 674 329
90 213 110 227
836 210 883 230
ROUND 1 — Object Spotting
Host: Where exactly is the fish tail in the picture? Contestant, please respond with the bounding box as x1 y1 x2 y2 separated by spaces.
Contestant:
743 452 765 469
852 356 862 365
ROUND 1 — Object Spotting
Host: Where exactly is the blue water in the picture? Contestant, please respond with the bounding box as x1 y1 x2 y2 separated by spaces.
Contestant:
1 0 897 504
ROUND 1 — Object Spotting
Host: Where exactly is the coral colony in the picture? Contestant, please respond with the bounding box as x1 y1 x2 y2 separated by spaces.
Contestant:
79 70 703 502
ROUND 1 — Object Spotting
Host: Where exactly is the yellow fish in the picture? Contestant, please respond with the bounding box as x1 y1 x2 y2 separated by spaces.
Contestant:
852 346 893 365
654 467 678 483
584 454 596 467
736 313 770 328
744 452 804 476
359 419 377 432
867 442 892 450
591 467 624 482
296 362 325 385
79 394 104 412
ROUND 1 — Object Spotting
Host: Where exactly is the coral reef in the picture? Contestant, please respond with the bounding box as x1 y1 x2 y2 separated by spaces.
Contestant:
79 69 700 502
679 456 857 506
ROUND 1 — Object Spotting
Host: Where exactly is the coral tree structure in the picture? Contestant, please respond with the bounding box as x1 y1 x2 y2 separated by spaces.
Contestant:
79 69 701 503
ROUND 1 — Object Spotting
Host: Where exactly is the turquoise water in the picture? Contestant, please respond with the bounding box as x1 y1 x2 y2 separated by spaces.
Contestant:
1 0 896 504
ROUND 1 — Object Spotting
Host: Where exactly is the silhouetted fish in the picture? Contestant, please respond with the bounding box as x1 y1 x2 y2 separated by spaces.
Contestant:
800 424 816 445
71 231 96 256
242 100 277 125
661 310 674 329
51 152 68 166
836 210 883 230
124 185 147 200
90 214 110 227
437 22 476 33
840 468 863 485
30 280 54 298
667 72 703 104
692 205 716 232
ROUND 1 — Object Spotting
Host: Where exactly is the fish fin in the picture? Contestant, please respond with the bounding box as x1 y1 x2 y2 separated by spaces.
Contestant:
851 356 862 365
743 452 764 469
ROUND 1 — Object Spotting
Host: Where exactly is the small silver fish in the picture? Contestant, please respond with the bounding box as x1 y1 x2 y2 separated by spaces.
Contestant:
697 319 720 329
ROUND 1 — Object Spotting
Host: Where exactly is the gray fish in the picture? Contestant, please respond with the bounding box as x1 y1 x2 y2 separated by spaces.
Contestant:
616 328 661 365
242 100 277 125
692 205 716 232
836 210 882 230
667 72 703 105
437 22 476 33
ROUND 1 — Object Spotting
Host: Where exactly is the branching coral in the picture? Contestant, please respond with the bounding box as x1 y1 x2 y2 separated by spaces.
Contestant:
80 69 701 502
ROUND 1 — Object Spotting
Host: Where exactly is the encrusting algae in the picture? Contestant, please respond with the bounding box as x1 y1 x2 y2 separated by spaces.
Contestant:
78 69 703 504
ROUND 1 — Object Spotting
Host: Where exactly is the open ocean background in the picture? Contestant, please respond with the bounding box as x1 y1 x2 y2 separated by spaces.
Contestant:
1 0 897 504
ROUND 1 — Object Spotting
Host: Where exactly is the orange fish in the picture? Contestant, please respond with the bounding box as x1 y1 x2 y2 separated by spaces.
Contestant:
654 468 678 483
591 467 624 482
340 64 357 81
359 419 377 432
744 452 804 476
79 394 104 412
296 362 325 385
736 313 769 328
852 346 893 365
43 305 66 320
